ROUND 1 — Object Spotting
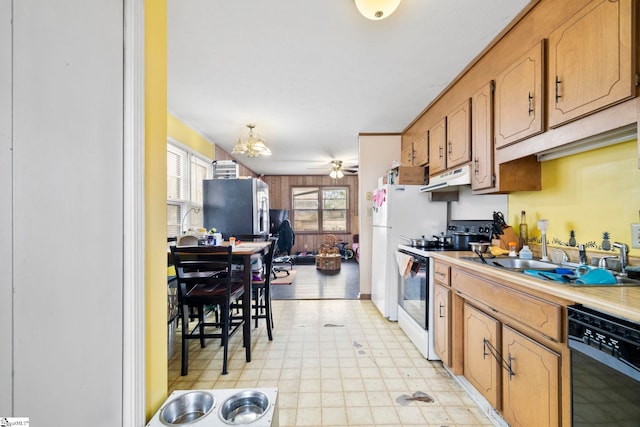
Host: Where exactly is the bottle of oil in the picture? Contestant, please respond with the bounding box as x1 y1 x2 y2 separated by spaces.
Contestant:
519 210 528 249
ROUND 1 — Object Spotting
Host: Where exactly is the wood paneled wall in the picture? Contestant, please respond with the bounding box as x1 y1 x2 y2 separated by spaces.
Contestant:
262 175 359 254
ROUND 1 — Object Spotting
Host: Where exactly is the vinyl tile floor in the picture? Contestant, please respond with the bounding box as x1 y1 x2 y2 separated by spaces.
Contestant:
167 299 494 426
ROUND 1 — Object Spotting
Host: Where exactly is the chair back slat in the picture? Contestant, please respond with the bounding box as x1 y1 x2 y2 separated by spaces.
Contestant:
170 246 235 300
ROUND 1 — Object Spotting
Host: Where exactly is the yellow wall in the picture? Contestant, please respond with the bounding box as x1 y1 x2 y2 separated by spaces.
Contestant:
145 0 168 419
508 140 640 257
168 112 215 158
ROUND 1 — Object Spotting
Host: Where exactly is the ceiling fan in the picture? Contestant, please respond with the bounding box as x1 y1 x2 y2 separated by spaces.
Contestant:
308 160 359 177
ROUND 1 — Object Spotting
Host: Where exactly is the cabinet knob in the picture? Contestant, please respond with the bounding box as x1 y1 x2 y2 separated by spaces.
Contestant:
528 92 534 115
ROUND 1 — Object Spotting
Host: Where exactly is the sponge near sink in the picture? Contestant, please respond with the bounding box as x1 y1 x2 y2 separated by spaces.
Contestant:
489 246 510 256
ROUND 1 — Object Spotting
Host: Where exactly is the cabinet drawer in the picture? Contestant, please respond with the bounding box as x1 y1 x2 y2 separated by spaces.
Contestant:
433 261 450 285
452 269 562 342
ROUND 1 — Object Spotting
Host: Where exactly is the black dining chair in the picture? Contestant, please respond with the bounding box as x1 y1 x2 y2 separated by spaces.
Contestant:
170 245 246 376
252 238 277 340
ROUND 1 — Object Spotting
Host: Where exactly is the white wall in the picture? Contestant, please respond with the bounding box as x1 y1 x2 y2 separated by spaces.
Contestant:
2 1 125 424
450 186 508 220
0 0 13 415
358 134 401 296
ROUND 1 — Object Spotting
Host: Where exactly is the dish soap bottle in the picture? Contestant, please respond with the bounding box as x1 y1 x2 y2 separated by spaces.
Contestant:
519 245 533 260
519 210 528 249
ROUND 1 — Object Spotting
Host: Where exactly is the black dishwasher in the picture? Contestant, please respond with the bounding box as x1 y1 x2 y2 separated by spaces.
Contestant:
567 305 640 426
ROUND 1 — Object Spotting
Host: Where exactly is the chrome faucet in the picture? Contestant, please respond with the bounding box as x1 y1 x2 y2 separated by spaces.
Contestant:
551 248 569 264
598 255 618 269
612 242 629 277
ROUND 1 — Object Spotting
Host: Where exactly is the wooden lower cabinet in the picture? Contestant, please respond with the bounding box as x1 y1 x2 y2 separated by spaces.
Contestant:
463 302 501 409
461 302 560 427
433 283 451 365
502 325 560 427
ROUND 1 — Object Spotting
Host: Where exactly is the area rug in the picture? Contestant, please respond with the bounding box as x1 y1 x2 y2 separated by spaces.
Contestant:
272 270 296 285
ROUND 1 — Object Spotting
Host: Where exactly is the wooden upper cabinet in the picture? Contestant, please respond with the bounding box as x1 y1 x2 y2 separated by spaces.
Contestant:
412 132 428 166
401 133 428 166
495 41 544 149
401 142 414 166
428 118 447 174
446 99 472 168
471 82 494 191
548 0 634 128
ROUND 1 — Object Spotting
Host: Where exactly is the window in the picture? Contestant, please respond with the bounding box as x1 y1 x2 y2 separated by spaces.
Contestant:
292 186 348 232
167 141 211 237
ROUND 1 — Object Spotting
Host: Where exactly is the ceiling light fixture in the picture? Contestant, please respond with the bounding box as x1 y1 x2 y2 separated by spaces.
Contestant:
231 124 272 158
354 0 401 20
329 160 344 179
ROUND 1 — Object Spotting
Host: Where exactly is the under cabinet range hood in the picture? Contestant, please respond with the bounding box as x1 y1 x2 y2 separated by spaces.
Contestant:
420 164 471 192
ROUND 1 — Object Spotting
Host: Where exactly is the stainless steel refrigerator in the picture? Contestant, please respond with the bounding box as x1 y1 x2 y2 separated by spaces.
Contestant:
203 178 270 239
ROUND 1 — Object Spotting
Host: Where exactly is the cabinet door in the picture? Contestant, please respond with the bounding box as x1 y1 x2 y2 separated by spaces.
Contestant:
428 118 447 174
501 326 560 427
401 143 414 166
447 99 472 168
495 41 544 148
471 82 494 191
548 0 634 128
463 303 501 409
412 133 428 166
433 283 451 366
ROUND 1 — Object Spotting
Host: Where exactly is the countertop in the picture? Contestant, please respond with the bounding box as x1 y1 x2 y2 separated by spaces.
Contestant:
425 249 640 324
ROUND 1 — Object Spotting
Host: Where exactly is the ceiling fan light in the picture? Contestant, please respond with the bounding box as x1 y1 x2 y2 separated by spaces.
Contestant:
337 169 344 179
329 169 338 179
354 0 401 20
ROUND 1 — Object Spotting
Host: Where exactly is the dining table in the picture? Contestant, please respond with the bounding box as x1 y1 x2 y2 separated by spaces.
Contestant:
167 239 272 365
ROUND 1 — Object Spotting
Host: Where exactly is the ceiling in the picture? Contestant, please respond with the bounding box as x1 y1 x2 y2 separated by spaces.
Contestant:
168 0 531 176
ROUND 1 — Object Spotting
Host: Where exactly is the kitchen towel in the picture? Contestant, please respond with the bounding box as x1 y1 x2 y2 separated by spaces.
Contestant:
396 252 413 279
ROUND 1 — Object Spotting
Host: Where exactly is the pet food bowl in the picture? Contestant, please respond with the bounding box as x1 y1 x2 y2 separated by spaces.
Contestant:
160 391 215 425
218 390 270 424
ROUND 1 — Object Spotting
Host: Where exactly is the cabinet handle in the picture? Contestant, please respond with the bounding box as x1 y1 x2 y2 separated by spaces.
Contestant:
448 141 452 155
555 76 562 103
507 353 515 380
438 303 445 318
483 338 516 378
435 271 445 280
438 144 443 159
527 92 533 115
474 158 479 175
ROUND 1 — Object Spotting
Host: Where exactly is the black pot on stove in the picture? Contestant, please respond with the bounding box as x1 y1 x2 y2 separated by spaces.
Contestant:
451 231 482 250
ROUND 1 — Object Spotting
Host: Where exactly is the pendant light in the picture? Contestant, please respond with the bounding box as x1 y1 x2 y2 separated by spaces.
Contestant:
354 0 402 20
231 124 272 158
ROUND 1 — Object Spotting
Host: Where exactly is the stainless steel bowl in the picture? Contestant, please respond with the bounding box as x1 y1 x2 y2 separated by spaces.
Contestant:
160 391 215 425
219 390 270 424
469 242 490 253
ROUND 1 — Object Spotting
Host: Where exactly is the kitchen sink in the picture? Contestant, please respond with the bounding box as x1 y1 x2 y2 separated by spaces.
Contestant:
462 256 563 271
461 256 640 286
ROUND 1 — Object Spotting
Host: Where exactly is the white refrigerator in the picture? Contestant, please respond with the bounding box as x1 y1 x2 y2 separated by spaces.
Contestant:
371 184 447 320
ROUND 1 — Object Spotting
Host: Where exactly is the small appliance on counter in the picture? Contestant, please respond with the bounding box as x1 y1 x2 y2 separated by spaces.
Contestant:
446 219 493 251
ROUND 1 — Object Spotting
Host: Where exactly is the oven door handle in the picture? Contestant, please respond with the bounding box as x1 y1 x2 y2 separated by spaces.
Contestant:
569 337 640 382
